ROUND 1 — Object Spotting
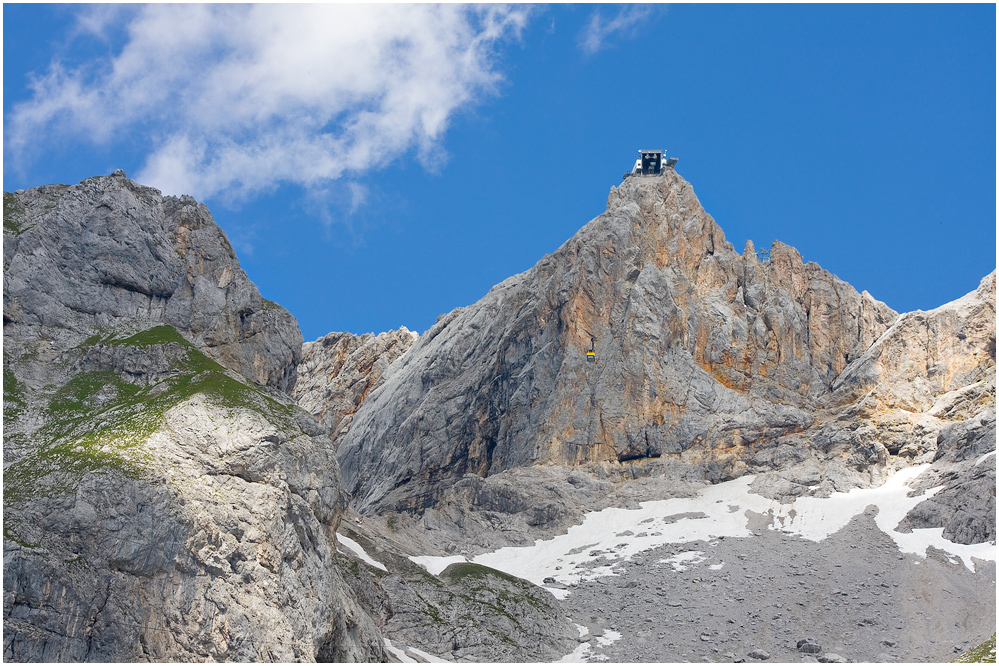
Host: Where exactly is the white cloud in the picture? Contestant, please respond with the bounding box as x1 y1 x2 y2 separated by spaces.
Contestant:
6 5 529 200
578 5 655 55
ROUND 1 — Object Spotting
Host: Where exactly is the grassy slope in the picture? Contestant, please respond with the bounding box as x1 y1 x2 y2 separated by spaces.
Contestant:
3 325 301 526
955 634 997 664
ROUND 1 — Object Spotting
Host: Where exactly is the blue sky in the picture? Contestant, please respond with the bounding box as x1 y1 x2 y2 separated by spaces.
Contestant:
4 4 995 341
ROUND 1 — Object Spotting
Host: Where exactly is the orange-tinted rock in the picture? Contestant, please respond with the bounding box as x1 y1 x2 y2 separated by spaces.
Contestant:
335 171 958 513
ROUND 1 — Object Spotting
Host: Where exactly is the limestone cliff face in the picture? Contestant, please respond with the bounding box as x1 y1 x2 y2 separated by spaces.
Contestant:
3 174 385 661
833 272 997 545
3 171 300 392
294 328 418 439
832 271 995 412
337 171 910 512
4 385 383 661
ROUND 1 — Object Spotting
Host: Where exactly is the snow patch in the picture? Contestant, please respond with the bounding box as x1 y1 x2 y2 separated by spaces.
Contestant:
975 450 995 467
660 551 705 572
414 464 996 589
337 533 387 571
384 638 416 663
407 645 449 662
410 554 466 575
595 629 622 647
559 641 592 663
384 638 449 663
771 465 994 571
545 586 570 600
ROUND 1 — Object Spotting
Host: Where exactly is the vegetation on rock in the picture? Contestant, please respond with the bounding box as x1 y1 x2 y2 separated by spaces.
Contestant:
955 634 998 664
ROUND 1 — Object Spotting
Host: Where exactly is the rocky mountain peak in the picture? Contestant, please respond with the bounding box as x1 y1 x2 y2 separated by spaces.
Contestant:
4 171 301 392
3 172 384 661
328 171 989 518
4 168 994 664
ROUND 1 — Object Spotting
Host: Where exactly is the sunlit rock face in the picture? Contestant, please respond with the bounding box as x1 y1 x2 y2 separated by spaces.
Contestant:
335 171 993 518
3 173 385 662
836 271 996 545
294 327 418 439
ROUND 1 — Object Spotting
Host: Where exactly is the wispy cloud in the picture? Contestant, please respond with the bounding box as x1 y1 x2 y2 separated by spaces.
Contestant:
578 5 657 55
6 5 529 202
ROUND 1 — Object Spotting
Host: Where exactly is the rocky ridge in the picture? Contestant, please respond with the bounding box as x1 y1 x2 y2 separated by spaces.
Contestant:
329 169 994 542
3 173 384 661
4 167 995 663
3 172 301 393
292 168 994 663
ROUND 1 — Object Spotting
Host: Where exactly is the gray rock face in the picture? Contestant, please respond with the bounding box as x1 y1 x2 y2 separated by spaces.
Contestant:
294 327 417 439
3 173 384 661
336 172 906 512
341 549 579 662
6 168 995 663
830 271 996 414
798 639 823 654
830 272 997 545
895 411 996 544
4 395 384 662
329 174 994 557
3 171 301 392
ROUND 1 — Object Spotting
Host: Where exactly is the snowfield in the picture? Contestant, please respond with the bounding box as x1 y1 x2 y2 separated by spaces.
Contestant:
411 464 996 589
337 532 388 571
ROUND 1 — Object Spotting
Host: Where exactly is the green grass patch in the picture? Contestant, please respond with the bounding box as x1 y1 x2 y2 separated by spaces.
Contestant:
262 298 283 312
3 519 41 549
46 371 143 420
955 634 997 663
442 562 553 615
4 365 27 421
114 325 190 348
442 562 528 587
3 191 26 234
5 324 301 509
6 390 159 506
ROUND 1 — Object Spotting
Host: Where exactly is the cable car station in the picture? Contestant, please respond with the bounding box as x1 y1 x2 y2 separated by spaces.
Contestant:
623 149 678 179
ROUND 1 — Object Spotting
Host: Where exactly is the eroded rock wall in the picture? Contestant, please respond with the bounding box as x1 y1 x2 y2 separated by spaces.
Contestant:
294 327 417 439
3 173 385 661
3 171 301 393
336 171 908 512
4 395 383 662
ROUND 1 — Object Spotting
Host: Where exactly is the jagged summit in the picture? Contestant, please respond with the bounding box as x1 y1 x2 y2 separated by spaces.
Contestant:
333 169 925 513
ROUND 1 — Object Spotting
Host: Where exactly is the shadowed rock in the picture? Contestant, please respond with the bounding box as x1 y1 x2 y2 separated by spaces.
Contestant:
3 170 301 392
